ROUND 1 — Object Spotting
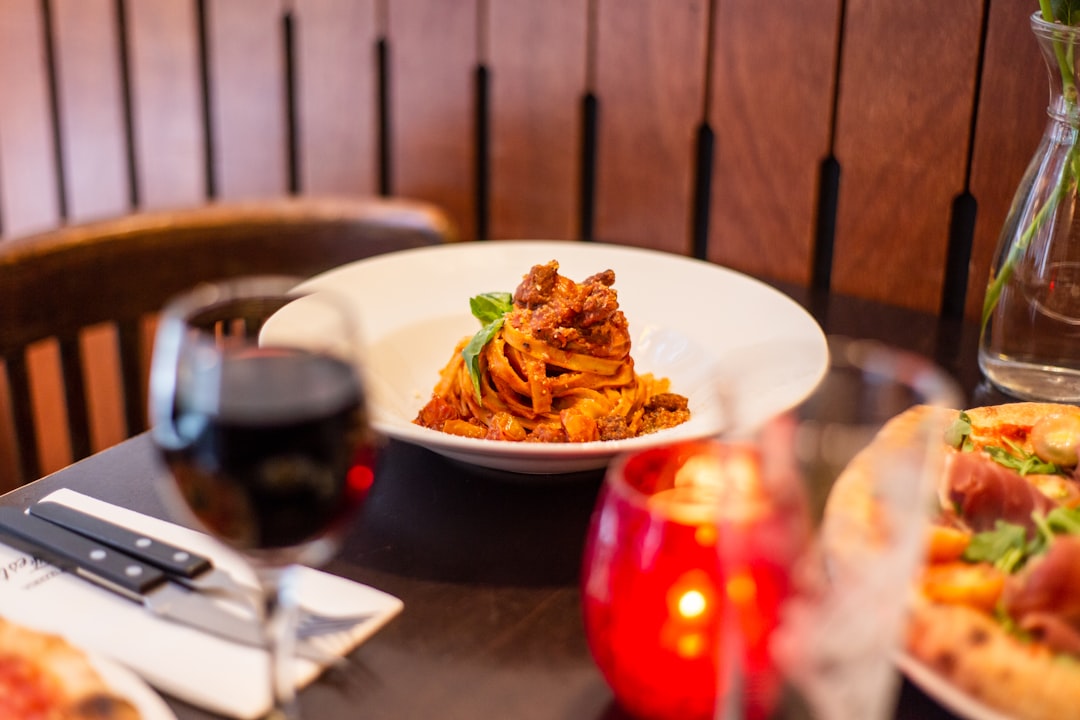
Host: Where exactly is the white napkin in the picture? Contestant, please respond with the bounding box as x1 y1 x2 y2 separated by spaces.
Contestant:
0 489 403 719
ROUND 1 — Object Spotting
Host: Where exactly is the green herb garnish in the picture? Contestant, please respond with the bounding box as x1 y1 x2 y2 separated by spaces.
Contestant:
963 507 1080 574
963 520 1031 573
944 411 973 450
462 292 513 400
984 437 1063 476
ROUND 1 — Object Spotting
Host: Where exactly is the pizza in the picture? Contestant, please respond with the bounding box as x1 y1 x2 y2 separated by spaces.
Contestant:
826 402 1080 720
0 616 141 720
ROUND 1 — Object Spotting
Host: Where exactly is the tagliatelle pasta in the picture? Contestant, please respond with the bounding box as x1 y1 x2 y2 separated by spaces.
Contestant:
413 261 690 443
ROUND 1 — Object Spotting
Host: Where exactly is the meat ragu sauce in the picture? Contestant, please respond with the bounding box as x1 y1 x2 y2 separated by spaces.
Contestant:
414 261 690 442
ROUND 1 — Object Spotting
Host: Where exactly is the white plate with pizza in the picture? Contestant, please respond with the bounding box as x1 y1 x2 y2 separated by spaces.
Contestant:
896 654 1011 720
0 616 175 719
826 401 1080 720
268 240 828 475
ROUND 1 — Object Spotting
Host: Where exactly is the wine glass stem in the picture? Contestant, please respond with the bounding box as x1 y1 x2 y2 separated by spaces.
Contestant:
261 566 301 720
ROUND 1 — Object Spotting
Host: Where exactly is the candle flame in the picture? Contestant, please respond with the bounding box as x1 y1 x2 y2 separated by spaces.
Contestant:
678 589 708 619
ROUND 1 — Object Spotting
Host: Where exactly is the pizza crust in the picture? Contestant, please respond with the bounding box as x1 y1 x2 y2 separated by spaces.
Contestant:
0 617 141 719
907 600 1080 720
822 404 950 559
824 402 1080 720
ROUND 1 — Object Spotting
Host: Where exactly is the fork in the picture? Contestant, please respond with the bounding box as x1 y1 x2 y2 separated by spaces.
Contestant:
296 609 373 639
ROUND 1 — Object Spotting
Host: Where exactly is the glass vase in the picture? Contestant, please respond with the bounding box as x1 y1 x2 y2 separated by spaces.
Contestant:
979 13 1080 401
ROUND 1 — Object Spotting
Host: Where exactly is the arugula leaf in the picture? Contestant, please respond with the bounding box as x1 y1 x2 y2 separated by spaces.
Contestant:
962 520 1030 573
984 438 1062 476
944 411 973 450
964 508 1080 575
461 292 514 400
1046 505 1080 535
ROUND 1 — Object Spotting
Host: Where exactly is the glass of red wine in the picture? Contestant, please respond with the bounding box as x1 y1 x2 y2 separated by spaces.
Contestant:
147 276 377 719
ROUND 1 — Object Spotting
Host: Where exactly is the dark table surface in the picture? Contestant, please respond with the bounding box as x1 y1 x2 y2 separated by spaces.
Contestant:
0 285 1009 719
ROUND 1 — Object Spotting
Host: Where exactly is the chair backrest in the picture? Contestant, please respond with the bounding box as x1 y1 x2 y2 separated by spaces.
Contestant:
0 196 456 487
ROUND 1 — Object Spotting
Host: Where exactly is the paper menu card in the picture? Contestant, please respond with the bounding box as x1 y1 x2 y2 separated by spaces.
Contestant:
0 488 403 719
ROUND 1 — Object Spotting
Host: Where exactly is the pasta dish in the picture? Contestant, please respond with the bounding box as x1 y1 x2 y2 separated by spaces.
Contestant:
413 260 690 442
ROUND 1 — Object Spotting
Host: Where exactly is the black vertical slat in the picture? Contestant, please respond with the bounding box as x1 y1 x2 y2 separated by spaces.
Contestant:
40 0 68 221
940 0 992 320
116 318 145 435
691 0 717 260
579 0 599 242
114 0 140 209
474 64 490 241
810 0 848 294
57 337 91 463
376 37 392 196
579 93 598 242
195 0 217 199
811 157 840 293
691 123 714 260
942 192 979 318
283 7 300 195
5 354 41 484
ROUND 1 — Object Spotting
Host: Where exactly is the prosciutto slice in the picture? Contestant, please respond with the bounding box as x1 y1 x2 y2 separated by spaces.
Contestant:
944 450 1058 535
1004 536 1080 656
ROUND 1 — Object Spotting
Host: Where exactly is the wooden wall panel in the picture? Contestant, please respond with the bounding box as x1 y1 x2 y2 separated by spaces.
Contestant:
831 0 983 313
52 0 129 221
387 0 478 240
592 0 708 255
707 0 840 285
294 0 379 196
128 0 205 209
0 0 60 237
966 4 1046 321
487 0 587 241
207 0 287 198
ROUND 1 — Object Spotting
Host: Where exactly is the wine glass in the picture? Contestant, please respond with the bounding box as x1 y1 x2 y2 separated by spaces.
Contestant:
148 275 377 719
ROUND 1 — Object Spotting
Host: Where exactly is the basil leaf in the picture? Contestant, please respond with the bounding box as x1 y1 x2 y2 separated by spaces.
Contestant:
460 291 514 401
469 292 513 324
962 520 1030 573
462 317 504 401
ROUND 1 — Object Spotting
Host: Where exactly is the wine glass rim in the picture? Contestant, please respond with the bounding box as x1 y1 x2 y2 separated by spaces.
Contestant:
824 335 962 410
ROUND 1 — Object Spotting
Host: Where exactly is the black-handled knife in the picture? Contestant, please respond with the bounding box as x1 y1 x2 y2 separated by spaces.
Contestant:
28 501 259 606
29 501 210 578
0 507 266 648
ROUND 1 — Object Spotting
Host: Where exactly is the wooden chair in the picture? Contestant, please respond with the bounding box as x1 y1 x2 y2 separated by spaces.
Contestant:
0 196 457 487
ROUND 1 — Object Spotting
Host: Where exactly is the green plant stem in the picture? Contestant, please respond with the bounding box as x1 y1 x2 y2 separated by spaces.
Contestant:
981 156 1076 328
983 6 1080 330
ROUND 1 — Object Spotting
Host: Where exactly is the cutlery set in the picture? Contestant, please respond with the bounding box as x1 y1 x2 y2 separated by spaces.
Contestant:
0 503 370 653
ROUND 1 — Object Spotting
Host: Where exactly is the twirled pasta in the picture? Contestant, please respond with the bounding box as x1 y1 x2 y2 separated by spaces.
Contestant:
413 261 690 442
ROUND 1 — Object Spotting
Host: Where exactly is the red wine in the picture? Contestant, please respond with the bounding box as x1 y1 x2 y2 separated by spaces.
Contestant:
161 347 375 552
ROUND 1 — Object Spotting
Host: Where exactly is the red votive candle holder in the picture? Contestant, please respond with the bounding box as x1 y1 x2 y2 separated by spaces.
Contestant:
581 440 803 720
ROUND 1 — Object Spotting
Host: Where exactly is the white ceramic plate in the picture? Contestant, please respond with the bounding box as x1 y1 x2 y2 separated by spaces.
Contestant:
91 654 177 720
897 654 1012 720
273 241 828 475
